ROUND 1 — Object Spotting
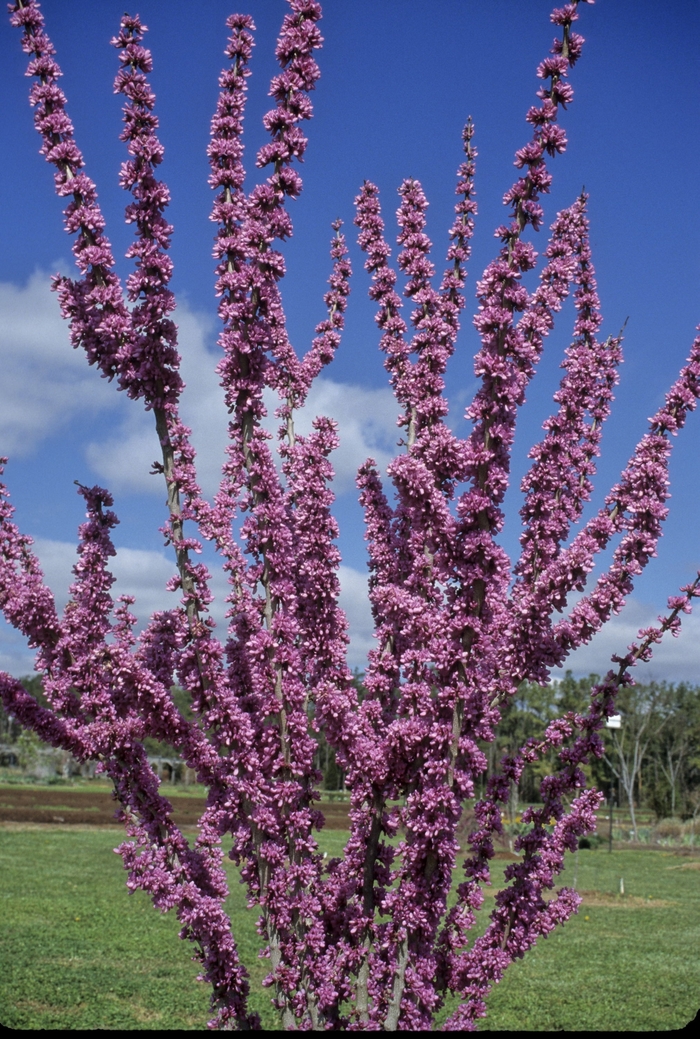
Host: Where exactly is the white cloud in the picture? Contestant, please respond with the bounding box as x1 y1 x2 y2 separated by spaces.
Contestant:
0 271 116 457
554 596 700 685
0 275 400 497
85 304 229 496
87 305 400 498
6 539 696 689
338 564 374 671
284 380 399 494
0 538 375 678
0 536 230 676
0 625 36 680
339 582 700 684
84 407 163 494
29 536 237 628
31 536 178 620
0 275 389 676
0 535 188 678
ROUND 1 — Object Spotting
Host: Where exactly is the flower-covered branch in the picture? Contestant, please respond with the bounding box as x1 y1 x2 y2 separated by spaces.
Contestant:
3 0 699 1031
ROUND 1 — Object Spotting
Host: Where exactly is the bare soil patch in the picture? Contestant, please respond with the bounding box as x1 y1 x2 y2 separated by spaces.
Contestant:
0 786 352 829
577 890 674 908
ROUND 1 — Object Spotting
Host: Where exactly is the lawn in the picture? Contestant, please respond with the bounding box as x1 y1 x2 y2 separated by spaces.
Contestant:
0 823 698 1030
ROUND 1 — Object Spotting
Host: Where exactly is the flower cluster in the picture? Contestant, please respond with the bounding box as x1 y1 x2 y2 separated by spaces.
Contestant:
3 0 698 1031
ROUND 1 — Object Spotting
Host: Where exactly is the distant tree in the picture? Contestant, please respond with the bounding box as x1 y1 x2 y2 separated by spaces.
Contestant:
604 683 666 840
0 699 21 743
493 673 614 811
493 681 556 812
649 683 700 817
0 675 46 744
15 725 41 771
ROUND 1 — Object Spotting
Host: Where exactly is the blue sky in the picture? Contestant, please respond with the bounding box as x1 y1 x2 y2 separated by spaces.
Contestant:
1 0 699 682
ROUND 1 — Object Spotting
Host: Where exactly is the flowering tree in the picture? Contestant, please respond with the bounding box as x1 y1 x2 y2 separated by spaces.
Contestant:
1 0 699 1030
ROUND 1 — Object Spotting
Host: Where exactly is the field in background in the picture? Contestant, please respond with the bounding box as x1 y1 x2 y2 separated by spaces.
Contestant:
1 819 698 1031
2 779 695 848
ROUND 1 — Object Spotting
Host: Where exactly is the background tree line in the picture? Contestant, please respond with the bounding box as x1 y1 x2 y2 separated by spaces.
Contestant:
487 672 700 834
308 671 700 826
2 672 699 826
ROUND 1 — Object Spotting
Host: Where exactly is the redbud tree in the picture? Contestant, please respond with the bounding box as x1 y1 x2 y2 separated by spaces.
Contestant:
1 0 699 1030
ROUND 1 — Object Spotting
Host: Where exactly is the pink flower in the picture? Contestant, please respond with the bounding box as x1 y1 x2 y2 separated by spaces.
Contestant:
3 0 697 1030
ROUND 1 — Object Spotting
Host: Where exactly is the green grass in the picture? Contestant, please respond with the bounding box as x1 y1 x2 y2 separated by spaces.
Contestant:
475 849 700 1031
1 826 698 1030
0 776 210 798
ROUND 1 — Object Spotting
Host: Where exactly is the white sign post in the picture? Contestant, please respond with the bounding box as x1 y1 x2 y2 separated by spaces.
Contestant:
605 715 621 850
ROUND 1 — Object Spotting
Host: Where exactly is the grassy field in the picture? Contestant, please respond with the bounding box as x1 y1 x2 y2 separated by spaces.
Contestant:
1 823 698 1031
